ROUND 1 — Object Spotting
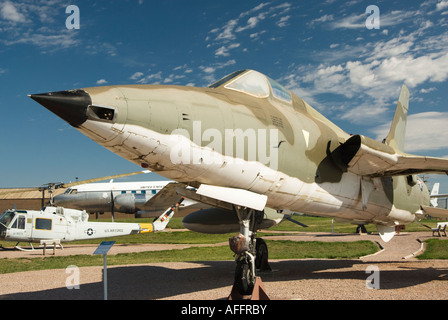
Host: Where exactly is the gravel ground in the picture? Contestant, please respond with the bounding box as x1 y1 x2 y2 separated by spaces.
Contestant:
0 231 447 300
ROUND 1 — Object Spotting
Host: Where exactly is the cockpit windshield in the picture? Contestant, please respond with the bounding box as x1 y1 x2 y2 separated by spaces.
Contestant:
225 70 270 98
64 188 78 194
0 210 15 227
209 69 292 103
267 77 292 103
208 70 247 88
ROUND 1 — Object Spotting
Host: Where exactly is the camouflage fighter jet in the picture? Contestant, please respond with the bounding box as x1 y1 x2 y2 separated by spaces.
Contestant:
29 69 448 295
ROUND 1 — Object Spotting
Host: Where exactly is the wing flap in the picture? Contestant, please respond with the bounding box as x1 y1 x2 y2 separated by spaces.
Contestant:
197 184 267 211
176 184 267 211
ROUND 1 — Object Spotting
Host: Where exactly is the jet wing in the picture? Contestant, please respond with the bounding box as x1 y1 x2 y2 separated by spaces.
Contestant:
337 135 448 177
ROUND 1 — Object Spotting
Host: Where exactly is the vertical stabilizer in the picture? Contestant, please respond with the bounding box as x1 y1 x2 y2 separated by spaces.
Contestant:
384 85 409 151
431 183 440 207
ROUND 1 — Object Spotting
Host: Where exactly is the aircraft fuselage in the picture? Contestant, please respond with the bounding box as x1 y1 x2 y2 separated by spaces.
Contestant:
30 70 431 229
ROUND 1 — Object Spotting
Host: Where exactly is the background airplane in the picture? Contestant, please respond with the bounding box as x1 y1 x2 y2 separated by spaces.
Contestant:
53 179 200 220
30 69 448 296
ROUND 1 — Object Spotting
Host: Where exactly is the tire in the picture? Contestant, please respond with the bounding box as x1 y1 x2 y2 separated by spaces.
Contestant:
234 257 255 295
255 238 268 270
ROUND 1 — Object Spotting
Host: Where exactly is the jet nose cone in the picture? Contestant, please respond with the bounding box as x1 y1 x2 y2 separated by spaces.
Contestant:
29 90 92 127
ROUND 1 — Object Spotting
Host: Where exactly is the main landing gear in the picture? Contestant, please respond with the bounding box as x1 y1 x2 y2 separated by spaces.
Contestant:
228 206 271 299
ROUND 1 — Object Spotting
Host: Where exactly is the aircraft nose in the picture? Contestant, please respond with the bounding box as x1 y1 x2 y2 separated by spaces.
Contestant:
29 90 92 127
52 194 68 206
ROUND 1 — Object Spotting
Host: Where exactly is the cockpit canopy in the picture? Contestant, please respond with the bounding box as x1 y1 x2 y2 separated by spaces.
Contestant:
209 69 292 103
0 210 16 227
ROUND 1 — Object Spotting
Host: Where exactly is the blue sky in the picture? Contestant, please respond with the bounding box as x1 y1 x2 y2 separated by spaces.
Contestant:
1 0 448 192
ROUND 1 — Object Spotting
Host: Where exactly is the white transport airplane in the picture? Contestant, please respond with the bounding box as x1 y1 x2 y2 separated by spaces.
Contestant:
53 180 198 218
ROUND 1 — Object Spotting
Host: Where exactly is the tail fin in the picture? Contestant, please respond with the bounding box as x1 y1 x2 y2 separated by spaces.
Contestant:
384 85 409 151
431 183 440 207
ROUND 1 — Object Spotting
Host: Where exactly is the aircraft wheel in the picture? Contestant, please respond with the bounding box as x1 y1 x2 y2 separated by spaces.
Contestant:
255 238 268 270
234 256 255 295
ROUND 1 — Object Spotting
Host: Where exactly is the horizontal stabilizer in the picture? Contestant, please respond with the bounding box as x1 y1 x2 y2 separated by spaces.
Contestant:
421 205 448 219
335 135 448 177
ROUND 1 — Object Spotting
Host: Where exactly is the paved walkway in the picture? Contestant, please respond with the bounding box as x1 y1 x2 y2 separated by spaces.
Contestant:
0 230 435 261
0 231 447 300
262 231 431 262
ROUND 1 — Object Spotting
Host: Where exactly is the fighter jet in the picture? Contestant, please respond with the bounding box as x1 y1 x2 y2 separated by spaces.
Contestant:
30 69 448 295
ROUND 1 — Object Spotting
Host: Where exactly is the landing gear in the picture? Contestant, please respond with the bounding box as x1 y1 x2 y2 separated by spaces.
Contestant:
229 206 271 298
234 253 256 295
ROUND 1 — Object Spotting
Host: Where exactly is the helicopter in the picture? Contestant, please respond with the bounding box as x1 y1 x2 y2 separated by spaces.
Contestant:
0 197 185 251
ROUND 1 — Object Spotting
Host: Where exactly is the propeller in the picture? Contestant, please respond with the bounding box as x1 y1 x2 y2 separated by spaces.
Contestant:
110 190 115 223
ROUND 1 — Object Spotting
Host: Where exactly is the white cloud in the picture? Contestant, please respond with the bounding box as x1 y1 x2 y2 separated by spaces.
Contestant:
96 79 108 85
311 14 334 24
236 16 259 32
372 112 448 153
281 8 448 124
330 14 365 29
4 32 79 49
437 0 448 11
276 15 290 27
199 60 236 84
137 71 163 84
215 43 240 57
0 0 83 52
207 2 293 56
375 53 448 88
215 19 238 41
346 61 376 88
329 10 418 30
1 1 26 23
420 87 437 93
201 66 215 74
130 72 144 80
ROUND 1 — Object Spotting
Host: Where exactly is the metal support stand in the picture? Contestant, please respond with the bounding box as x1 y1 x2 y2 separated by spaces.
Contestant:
93 241 115 300
228 277 270 300
103 254 108 300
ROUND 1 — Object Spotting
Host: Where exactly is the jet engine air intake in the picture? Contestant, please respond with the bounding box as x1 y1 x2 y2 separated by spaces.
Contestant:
87 105 116 122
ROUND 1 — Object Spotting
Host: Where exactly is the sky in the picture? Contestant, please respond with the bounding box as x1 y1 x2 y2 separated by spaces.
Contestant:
0 0 448 192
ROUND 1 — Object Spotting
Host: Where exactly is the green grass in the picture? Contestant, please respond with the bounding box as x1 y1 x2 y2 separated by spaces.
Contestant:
0 240 378 274
418 239 448 259
0 216 446 275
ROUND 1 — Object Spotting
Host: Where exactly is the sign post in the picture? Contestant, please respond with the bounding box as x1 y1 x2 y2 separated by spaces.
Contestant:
93 241 115 300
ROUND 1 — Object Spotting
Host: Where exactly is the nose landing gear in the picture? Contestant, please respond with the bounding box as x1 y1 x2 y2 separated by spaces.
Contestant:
228 206 271 300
